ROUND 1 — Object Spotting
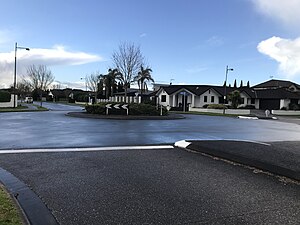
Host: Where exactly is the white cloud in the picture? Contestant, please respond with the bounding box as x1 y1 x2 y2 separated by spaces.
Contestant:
0 45 103 88
257 36 300 78
252 0 300 28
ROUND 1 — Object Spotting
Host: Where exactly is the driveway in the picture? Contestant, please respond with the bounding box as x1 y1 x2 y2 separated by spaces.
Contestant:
1 102 300 150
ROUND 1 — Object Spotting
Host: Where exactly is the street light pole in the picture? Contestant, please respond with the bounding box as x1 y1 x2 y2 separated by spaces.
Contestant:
223 65 234 114
14 42 30 108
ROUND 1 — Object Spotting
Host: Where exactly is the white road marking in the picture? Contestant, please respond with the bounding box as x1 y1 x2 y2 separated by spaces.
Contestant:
174 140 192 148
222 139 271 146
0 145 174 154
184 139 271 146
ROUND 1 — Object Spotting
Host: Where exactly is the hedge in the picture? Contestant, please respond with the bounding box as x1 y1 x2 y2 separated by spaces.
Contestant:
85 102 168 116
0 91 11 102
207 104 227 109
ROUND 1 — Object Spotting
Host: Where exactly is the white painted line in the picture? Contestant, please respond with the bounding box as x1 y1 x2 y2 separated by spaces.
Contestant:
186 139 271 146
174 140 191 148
0 145 174 154
225 139 271 146
238 116 259 120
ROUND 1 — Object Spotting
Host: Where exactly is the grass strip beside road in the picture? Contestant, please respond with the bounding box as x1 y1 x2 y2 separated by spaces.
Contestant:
0 106 28 112
171 111 238 117
0 105 48 113
0 184 24 225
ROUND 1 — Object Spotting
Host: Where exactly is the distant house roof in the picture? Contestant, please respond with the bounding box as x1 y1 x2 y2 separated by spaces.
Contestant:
114 88 155 96
253 79 300 89
158 85 255 98
255 88 300 99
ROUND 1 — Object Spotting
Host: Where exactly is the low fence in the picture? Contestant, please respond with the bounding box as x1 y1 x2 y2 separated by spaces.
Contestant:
0 94 17 108
189 107 251 115
272 110 300 116
97 96 142 104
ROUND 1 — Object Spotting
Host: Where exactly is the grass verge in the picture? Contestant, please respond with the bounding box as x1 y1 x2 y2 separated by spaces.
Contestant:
0 106 28 112
0 184 24 225
0 104 48 112
171 111 238 117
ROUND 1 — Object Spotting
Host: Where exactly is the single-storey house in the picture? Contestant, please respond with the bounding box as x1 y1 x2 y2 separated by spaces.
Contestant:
156 79 300 110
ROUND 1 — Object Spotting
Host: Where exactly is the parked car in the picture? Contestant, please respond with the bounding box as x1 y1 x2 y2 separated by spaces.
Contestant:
25 97 33 103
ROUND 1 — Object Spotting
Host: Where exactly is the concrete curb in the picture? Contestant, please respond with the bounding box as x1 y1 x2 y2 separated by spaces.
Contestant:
0 167 59 225
66 112 185 120
175 140 299 181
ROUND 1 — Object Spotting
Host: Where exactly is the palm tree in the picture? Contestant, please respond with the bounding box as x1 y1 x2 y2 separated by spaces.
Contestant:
101 68 120 98
227 90 241 109
134 66 154 95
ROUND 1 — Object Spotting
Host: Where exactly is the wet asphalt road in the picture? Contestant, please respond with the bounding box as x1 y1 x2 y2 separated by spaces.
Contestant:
1 103 299 224
0 147 299 225
0 102 300 150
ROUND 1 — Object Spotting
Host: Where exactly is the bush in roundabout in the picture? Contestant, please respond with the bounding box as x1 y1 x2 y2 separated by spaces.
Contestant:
85 102 168 116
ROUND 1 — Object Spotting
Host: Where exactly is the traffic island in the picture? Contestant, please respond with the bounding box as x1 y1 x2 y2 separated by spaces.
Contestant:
66 111 185 120
175 140 300 181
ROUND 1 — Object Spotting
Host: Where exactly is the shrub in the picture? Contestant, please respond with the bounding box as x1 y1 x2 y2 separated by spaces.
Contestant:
207 104 227 109
289 103 300 110
280 107 287 110
0 91 11 102
238 105 255 109
85 104 106 114
202 104 209 108
85 102 168 116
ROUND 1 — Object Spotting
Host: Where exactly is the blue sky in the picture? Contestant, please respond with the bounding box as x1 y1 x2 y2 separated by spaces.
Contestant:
1 0 300 89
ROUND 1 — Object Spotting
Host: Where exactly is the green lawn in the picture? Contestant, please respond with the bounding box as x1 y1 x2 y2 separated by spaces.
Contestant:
0 185 24 225
171 111 238 117
0 106 28 112
0 105 48 112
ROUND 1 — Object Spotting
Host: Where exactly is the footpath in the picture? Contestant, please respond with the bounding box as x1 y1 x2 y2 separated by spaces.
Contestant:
176 140 300 181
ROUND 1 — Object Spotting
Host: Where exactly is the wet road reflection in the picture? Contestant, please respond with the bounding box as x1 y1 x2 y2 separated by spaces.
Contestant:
1 103 300 149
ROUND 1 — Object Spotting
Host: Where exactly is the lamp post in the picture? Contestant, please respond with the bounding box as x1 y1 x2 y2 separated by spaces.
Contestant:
223 65 234 114
14 42 30 108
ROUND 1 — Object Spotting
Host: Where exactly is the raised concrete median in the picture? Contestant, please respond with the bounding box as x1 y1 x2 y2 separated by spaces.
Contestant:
175 140 300 181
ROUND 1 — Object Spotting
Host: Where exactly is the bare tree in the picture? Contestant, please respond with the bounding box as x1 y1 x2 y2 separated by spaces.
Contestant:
112 42 144 100
26 65 55 91
86 72 101 93
16 80 32 102
52 82 63 89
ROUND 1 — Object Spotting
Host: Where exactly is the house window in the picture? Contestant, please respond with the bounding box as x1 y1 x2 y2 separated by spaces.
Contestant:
240 98 245 104
204 96 208 102
208 90 211 94
161 95 167 102
211 96 214 103
251 98 255 104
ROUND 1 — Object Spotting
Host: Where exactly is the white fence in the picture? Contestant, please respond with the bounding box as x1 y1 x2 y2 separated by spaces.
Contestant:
0 94 17 108
189 107 251 115
97 96 142 104
272 110 300 116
